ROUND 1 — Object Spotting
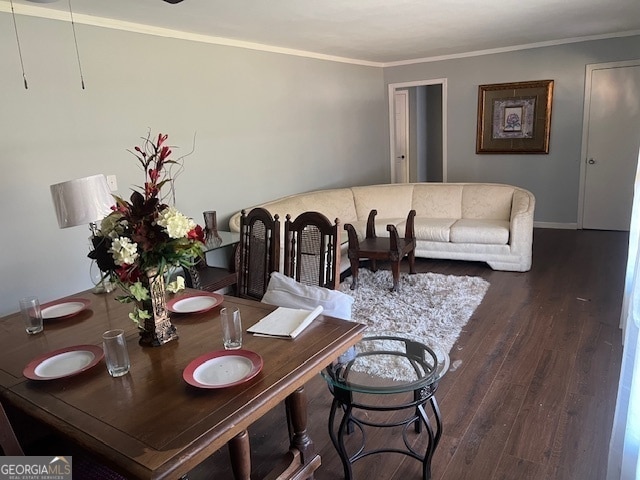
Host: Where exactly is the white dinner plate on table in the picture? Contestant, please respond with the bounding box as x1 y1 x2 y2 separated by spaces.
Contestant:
167 292 223 314
183 350 263 389
23 345 104 380
41 298 90 320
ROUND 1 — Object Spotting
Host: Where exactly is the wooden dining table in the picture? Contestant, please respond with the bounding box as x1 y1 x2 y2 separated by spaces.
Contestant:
0 288 365 480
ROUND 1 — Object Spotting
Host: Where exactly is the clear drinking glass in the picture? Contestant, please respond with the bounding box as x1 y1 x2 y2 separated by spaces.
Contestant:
220 307 242 350
102 329 131 377
19 296 43 334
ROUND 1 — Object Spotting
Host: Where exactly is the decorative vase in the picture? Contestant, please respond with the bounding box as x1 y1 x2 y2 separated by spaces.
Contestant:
138 268 179 347
203 210 222 248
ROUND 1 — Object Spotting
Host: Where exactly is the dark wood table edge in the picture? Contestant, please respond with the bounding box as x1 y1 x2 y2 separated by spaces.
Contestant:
0 303 367 480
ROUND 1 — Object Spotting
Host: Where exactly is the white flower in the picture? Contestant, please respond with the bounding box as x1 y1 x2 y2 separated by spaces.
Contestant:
99 212 125 238
157 207 195 239
166 276 185 293
110 237 139 266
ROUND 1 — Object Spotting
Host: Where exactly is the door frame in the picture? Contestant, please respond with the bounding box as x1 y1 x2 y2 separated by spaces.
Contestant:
578 59 640 229
388 78 448 183
393 90 409 183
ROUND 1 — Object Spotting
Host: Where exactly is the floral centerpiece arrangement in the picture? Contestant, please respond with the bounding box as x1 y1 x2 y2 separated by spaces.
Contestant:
89 132 204 346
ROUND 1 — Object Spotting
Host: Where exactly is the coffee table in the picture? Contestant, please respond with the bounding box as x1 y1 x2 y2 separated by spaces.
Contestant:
322 333 449 480
344 209 416 292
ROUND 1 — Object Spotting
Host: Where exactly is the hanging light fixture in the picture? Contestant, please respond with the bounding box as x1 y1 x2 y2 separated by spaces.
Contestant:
9 0 28 89
11 0 85 89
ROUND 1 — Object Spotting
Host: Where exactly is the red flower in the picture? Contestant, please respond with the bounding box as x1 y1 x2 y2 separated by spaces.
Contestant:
188 225 205 243
159 145 172 161
116 264 142 283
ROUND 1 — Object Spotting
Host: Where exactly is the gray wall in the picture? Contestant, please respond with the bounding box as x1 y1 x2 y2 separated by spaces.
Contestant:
384 35 640 226
0 13 387 316
0 11 638 317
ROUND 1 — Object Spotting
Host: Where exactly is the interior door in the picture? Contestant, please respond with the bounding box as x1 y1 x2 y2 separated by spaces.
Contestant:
582 64 640 231
393 90 409 183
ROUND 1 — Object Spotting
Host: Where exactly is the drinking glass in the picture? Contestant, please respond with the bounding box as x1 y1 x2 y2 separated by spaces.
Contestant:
220 307 242 350
19 296 43 334
102 329 131 377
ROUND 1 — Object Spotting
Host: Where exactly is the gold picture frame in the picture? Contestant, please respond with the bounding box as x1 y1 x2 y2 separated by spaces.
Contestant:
476 80 554 154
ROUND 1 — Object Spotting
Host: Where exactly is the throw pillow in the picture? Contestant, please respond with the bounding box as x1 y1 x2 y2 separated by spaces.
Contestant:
261 272 354 320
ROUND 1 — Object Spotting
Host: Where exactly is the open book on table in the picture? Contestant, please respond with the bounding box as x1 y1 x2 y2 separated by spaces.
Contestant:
247 305 324 339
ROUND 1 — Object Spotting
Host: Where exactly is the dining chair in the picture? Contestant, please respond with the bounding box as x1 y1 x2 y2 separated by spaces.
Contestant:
0 402 23 456
237 207 281 300
283 211 341 290
0 400 126 478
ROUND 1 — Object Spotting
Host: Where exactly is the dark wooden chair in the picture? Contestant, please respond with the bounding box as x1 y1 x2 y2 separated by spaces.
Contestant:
237 207 281 301
0 400 126 478
283 211 341 290
0 402 23 456
344 209 416 292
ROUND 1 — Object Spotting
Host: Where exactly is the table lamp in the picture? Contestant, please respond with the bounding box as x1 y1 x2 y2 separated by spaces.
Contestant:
50 174 116 293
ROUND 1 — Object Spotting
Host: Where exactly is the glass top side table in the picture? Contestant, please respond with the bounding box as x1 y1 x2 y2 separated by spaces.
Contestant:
184 231 241 292
321 333 450 480
203 230 240 252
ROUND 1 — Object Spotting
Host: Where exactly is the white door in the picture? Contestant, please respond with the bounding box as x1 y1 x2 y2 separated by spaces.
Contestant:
581 63 640 230
393 91 409 183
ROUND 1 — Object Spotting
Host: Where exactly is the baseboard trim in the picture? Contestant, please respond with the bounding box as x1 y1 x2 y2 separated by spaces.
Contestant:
534 222 578 229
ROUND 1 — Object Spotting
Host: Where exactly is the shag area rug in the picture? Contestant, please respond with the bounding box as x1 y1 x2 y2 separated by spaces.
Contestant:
338 269 490 381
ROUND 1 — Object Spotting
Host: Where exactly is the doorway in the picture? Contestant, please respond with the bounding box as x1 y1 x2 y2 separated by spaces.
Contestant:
579 60 640 231
388 79 447 183
393 90 409 183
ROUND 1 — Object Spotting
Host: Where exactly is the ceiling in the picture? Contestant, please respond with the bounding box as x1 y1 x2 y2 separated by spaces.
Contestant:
6 0 640 64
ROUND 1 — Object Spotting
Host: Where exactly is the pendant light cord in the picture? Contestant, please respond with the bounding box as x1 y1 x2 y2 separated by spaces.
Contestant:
68 0 85 89
9 0 28 89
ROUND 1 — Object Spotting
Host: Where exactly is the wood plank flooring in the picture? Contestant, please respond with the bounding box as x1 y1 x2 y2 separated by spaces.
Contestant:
191 228 628 479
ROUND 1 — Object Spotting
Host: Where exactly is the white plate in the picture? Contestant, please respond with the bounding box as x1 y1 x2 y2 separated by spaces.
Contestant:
41 298 90 319
183 350 263 389
167 293 223 314
24 345 104 380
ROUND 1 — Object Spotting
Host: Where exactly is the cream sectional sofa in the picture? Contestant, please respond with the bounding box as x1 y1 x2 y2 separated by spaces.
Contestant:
228 183 535 272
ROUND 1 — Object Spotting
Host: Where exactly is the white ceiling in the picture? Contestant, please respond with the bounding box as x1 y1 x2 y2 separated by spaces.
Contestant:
5 0 640 64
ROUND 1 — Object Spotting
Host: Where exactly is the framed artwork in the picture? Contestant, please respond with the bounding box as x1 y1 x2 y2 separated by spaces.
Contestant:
476 80 554 154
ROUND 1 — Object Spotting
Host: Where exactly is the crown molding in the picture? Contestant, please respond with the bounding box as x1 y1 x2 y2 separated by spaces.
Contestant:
2 2 638 69
381 30 640 67
0 2 383 67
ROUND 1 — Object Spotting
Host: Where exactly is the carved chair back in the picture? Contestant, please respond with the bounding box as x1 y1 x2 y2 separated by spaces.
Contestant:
283 211 341 290
237 208 281 300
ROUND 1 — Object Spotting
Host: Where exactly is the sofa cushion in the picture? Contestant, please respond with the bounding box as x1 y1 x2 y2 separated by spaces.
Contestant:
406 218 455 242
261 272 354 320
461 185 514 220
351 184 414 220
450 219 510 244
411 184 463 218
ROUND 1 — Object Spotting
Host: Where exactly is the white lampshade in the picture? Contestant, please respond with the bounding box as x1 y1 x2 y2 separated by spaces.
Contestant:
50 174 115 229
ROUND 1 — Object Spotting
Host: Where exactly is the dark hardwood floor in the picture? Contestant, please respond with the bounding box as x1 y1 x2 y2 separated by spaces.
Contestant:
190 228 628 480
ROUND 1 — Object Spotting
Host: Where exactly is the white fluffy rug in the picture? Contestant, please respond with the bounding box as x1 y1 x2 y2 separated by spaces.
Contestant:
338 269 490 381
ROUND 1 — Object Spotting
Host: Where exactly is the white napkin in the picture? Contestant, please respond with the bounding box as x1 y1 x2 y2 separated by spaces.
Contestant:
247 305 324 339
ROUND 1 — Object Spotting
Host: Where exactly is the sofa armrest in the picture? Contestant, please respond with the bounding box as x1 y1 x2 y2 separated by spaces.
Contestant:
509 189 535 254
229 211 242 233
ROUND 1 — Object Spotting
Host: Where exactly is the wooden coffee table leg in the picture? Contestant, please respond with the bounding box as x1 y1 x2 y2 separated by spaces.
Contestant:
409 249 416 274
228 429 251 480
349 254 359 290
391 261 400 292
